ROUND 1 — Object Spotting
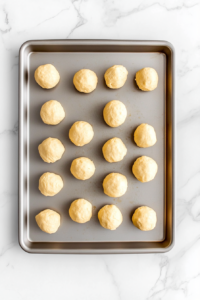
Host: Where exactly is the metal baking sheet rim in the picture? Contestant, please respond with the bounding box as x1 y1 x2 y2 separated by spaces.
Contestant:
18 39 175 254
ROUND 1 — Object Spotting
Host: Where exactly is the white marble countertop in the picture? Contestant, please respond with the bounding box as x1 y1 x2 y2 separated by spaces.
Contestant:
0 0 200 299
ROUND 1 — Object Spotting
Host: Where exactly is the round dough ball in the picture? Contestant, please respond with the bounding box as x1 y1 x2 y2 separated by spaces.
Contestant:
134 123 157 148
69 121 94 146
104 65 128 89
135 67 158 91
35 209 60 234
132 206 157 231
102 137 127 163
73 69 98 93
40 100 65 125
38 137 65 163
70 157 95 180
132 156 158 183
34 64 60 89
69 199 92 223
98 205 123 230
103 100 127 127
103 173 128 197
39 172 63 196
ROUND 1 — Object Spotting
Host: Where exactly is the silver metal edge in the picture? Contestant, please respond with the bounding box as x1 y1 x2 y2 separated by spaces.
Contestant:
19 41 28 253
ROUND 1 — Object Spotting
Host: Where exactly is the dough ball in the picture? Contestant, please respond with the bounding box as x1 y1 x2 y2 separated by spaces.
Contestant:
73 69 98 93
34 64 60 89
134 123 157 148
69 199 92 223
135 67 158 91
103 100 127 127
40 100 65 125
104 65 128 89
38 137 65 163
69 121 94 146
132 206 157 231
39 172 63 196
103 173 128 197
98 205 123 230
102 137 127 163
35 209 60 234
70 157 95 180
132 156 158 182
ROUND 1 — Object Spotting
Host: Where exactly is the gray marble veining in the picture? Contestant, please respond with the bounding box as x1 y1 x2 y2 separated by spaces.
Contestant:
0 0 200 299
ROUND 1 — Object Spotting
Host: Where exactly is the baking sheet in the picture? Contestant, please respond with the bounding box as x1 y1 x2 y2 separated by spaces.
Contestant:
19 40 175 253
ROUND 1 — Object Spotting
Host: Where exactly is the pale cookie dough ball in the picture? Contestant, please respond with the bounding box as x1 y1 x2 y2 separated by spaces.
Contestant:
70 157 95 180
103 173 128 197
102 137 127 163
132 206 157 231
132 156 158 183
134 123 157 148
104 65 128 89
135 67 158 91
34 64 60 89
69 121 94 146
40 100 65 125
69 199 92 223
39 172 63 196
35 209 60 234
103 100 127 127
73 69 98 93
38 137 65 163
98 205 123 230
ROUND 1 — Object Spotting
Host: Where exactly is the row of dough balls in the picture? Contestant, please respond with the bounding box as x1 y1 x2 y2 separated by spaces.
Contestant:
39 165 157 201
35 203 157 234
38 121 157 163
40 99 128 128
38 151 157 186
35 64 158 92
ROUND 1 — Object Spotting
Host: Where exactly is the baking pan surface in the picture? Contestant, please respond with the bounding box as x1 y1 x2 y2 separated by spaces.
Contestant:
19 40 175 254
